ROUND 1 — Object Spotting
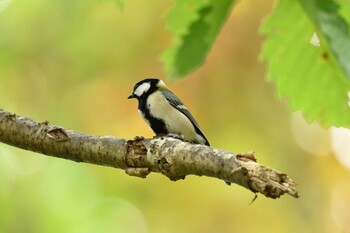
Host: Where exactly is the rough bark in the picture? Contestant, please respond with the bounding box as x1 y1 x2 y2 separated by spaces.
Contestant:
0 109 299 199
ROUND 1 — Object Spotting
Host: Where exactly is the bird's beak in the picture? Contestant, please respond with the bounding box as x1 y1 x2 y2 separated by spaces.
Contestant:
128 93 136 99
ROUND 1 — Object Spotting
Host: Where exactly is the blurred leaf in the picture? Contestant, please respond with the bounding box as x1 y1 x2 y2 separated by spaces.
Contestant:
260 0 350 127
338 0 350 23
109 0 123 9
162 0 235 78
298 0 350 80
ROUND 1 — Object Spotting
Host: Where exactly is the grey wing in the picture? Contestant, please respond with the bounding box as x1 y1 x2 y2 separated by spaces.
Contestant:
160 89 210 145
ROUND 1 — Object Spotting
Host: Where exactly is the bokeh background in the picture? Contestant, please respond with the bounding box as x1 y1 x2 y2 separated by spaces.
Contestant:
1 0 350 232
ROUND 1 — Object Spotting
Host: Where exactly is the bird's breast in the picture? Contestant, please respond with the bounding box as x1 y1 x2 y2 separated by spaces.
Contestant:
146 92 197 141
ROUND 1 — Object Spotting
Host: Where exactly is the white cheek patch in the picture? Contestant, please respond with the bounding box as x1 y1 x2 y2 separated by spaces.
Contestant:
134 82 151 97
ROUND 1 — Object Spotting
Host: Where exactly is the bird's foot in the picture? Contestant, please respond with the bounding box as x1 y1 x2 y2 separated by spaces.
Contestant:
166 133 185 141
154 133 185 141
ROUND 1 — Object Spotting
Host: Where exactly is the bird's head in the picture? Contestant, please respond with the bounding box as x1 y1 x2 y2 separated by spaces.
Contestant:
128 78 167 100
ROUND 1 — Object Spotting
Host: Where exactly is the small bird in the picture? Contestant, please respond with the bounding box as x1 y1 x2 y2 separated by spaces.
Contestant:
128 78 210 146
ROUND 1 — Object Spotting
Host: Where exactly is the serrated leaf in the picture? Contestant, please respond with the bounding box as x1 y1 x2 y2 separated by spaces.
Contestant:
298 0 350 80
162 0 235 78
260 0 350 127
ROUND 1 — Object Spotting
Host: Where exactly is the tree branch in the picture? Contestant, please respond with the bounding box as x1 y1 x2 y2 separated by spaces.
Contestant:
0 109 299 199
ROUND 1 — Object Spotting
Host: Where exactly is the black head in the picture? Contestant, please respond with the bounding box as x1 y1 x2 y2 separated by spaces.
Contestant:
128 78 165 100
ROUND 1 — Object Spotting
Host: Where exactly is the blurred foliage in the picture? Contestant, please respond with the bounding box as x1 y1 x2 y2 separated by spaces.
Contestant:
260 0 350 127
162 0 234 77
1 0 350 233
163 0 350 128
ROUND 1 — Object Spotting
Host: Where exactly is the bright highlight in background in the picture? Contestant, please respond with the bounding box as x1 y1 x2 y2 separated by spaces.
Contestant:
331 127 350 170
291 112 331 156
0 0 11 12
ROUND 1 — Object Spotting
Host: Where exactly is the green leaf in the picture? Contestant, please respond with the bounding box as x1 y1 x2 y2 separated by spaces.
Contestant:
162 0 235 78
298 0 350 80
260 0 350 127
337 0 350 23
112 0 123 8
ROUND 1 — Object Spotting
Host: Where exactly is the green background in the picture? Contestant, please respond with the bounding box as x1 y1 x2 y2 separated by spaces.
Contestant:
1 0 349 232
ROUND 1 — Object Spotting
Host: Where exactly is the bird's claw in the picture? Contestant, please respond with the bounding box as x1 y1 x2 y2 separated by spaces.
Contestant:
166 133 185 141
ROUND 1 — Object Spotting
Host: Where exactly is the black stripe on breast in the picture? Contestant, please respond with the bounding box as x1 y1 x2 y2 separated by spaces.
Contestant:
138 98 168 135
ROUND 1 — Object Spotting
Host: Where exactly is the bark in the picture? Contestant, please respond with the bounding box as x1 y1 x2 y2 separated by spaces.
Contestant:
0 109 299 199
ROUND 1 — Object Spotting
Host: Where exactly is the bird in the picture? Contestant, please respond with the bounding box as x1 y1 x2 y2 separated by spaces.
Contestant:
128 78 210 146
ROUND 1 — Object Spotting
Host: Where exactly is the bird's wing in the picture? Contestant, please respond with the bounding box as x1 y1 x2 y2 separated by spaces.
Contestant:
159 89 210 146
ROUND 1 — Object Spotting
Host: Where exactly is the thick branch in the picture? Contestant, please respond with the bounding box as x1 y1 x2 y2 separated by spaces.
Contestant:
0 109 299 199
